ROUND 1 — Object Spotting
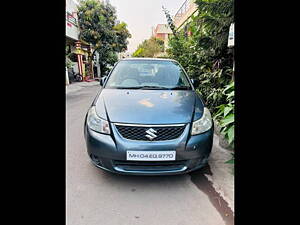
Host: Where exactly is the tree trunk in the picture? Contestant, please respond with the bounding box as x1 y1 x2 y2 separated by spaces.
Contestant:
88 54 94 79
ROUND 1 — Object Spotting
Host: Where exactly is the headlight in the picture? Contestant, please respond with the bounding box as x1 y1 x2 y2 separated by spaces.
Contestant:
191 107 212 135
87 106 110 134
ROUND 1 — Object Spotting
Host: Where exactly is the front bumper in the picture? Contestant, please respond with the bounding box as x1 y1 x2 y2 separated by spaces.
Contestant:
84 123 213 175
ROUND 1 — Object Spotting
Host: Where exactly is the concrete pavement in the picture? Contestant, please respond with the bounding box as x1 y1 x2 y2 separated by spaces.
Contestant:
66 84 234 225
66 81 99 95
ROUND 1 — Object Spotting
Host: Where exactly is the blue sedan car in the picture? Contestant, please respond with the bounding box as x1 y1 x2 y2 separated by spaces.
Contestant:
84 58 213 175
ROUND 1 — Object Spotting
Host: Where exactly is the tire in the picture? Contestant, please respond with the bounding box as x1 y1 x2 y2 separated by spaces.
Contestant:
75 74 83 82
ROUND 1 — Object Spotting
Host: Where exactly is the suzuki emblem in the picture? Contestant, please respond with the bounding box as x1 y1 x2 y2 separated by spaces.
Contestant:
145 128 157 140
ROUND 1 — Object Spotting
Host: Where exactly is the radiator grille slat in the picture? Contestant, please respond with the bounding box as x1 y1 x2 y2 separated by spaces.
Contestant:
115 124 186 141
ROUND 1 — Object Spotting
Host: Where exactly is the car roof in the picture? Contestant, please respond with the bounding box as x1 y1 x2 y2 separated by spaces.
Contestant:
120 57 177 62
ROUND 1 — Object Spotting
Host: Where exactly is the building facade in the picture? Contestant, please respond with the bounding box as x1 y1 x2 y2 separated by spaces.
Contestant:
66 0 86 81
66 0 101 83
66 0 79 41
173 0 198 31
153 24 172 53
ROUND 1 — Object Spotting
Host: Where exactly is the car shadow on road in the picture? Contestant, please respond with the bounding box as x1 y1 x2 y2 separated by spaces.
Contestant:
88 163 215 196
96 167 191 190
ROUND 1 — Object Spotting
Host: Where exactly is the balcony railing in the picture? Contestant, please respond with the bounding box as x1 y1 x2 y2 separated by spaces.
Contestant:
66 12 78 27
174 0 193 19
173 0 197 29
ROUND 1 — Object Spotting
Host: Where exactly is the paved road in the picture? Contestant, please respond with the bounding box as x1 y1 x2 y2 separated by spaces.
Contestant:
66 84 229 225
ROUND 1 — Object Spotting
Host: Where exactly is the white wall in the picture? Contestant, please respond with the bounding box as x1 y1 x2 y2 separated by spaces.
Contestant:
66 67 69 85
72 62 79 74
66 0 79 40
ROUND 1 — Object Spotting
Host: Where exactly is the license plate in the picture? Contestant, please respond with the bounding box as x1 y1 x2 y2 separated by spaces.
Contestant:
126 151 176 161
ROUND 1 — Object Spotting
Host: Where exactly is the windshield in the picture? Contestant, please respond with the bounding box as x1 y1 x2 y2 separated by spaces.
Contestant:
105 60 192 90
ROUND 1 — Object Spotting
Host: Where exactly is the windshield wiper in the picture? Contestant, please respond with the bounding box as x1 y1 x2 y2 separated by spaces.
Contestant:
113 86 188 90
169 86 191 90
114 86 142 89
114 86 168 90
140 86 170 90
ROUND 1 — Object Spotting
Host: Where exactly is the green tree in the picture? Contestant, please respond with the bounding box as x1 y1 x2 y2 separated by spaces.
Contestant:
164 0 235 149
165 0 233 113
77 0 131 76
133 37 164 57
113 22 132 53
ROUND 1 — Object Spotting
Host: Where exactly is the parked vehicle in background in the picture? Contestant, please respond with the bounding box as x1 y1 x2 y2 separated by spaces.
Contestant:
68 68 83 83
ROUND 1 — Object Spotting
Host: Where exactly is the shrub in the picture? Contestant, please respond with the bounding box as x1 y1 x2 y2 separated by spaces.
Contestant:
164 0 235 156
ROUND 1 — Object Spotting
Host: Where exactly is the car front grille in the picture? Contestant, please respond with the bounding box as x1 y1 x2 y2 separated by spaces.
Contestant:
114 124 186 141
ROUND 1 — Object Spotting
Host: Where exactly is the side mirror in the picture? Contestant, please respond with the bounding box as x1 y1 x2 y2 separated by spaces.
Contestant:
100 76 107 86
191 79 200 88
